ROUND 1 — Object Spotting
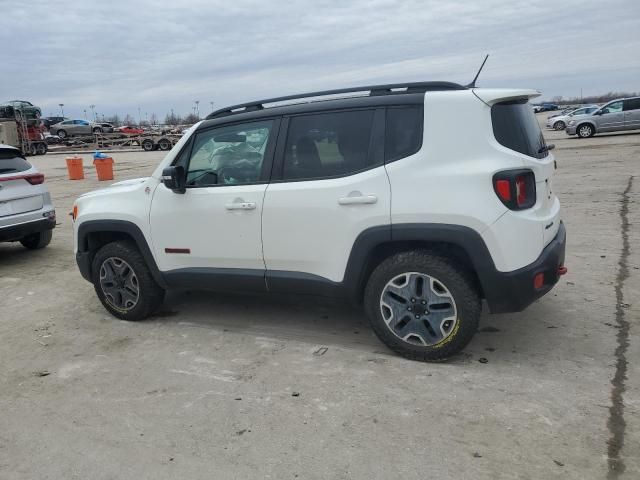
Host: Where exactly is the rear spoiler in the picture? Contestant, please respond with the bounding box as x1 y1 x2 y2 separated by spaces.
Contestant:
472 88 541 106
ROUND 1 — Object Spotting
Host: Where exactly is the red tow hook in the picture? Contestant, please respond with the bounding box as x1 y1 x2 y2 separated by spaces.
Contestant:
558 266 568 276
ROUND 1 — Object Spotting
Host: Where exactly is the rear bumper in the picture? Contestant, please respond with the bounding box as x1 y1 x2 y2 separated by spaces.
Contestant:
0 215 56 242
484 222 566 313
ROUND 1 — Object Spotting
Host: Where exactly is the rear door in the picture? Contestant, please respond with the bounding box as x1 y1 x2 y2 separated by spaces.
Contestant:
596 100 625 131
623 98 640 130
262 108 390 285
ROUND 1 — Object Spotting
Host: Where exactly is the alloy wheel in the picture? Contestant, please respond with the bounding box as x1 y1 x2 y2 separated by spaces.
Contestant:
379 272 458 346
99 257 140 311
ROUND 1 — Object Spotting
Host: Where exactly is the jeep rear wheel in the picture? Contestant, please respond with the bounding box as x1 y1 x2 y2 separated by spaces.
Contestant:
364 251 481 361
91 241 165 320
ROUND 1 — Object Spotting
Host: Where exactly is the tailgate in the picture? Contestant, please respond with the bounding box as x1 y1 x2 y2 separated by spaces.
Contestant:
0 178 44 217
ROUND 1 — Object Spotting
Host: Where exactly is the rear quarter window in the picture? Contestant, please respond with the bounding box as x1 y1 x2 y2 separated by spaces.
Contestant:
491 100 548 159
0 151 31 174
385 106 423 162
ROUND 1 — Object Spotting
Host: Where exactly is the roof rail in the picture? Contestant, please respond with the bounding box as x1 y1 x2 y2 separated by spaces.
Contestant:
206 81 466 119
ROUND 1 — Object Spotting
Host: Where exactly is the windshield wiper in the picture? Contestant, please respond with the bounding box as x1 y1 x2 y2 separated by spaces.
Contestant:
538 144 555 154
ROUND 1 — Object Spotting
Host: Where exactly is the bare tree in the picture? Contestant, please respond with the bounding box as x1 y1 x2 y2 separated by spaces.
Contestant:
150 113 158 125
123 114 135 126
183 113 199 124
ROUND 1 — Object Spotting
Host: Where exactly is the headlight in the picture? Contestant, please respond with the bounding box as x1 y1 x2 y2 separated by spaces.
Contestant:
568 120 576 126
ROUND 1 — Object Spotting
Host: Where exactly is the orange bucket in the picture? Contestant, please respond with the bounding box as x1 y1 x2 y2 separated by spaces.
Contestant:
94 157 114 181
65 156 84 180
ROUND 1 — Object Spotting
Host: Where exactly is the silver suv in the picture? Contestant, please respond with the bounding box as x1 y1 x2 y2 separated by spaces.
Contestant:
0 144 55 249
566 97 640 138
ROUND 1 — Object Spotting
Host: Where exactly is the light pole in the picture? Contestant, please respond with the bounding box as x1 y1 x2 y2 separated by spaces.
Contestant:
195 100 200 118
138 107 141 125
90 104 96 121
83 109 87 119
210 101 214 113
59 103 64 116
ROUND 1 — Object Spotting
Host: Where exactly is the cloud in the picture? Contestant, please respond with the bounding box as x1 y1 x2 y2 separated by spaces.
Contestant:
1 0 638 119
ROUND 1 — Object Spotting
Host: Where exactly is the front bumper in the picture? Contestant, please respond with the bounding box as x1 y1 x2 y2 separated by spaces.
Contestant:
565 125 577 135
484 222 566 313
0 215 56 242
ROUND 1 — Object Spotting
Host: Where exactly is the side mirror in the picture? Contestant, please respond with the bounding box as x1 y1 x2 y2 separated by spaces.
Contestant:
161 165 186 194
595 110 604 115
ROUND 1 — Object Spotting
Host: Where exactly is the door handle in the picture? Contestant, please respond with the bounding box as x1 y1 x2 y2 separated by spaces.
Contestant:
225 200 256 210
338 194 377 205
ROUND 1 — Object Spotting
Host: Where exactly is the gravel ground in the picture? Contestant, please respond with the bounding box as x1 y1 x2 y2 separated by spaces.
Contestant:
0 116 638 479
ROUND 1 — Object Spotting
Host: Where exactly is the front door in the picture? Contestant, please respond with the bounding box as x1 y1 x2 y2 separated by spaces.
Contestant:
596 100 625 131
149 118 279 276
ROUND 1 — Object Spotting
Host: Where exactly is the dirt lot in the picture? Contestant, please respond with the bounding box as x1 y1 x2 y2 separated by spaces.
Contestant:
1 117 639 479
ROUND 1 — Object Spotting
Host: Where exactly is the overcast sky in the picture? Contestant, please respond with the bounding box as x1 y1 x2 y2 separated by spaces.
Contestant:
2 0 639 121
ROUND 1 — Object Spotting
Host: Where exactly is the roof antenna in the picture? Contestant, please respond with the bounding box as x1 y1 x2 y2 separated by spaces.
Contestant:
467 54 489 88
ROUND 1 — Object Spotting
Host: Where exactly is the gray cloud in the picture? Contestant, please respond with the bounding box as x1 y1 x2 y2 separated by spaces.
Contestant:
2 0 638 120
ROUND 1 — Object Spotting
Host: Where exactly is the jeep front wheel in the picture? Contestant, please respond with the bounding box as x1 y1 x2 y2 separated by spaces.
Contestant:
91 241 165 320
364 251 481 362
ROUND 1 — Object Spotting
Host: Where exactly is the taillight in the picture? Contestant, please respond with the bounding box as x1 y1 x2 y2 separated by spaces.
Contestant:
25 173 45 185
493 170 536 210
0 173 45 185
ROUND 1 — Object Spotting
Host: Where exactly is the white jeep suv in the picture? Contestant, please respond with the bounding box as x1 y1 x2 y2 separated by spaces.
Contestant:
72 82 566 361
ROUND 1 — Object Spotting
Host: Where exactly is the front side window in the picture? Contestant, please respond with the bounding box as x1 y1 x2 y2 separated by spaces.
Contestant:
186 120 273 187
385 106 423 162
491 100 548 159
602 101 623 114
282 110 374 180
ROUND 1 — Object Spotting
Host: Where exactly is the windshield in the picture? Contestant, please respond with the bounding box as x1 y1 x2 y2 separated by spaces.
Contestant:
491 100 548 159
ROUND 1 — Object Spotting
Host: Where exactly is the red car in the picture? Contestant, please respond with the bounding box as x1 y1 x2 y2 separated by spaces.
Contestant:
116 125 144 135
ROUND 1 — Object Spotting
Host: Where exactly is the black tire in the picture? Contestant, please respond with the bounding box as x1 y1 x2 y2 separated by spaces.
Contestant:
35 142 47 155
141 139 154 151
91 241 165 320
57 129 67 138
577 123 594 138
20 230 52 250
93 127 103 134
364 251 481 362
158 138 171 150
553 120 565 130
28 144 37 156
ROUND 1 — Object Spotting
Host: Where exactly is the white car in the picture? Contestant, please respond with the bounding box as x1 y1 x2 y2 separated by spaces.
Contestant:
72 81 566 361
546 105 599 130
0 144 55 248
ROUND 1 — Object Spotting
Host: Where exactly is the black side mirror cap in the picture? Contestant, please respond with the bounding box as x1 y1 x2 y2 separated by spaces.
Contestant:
162 165 186 194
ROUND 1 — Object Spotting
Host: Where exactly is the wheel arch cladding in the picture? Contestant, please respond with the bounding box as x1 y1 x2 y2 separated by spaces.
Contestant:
76 220 166 287
345 224 491 303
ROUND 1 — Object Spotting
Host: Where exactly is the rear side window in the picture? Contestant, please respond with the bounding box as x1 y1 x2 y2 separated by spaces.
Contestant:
385 106 423 162
624 98 640 111
0 150 31 174
491 100 548 159
282 110 375 180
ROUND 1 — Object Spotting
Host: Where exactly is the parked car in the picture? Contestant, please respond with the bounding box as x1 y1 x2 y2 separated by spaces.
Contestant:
44 132 62 145
72 81 565 362
566 97 640 138
42 116 68 129
50 119 103 138
0 144 55 249
546 105 599 130
116 125 144 135
539 103 558 112
99 123 115 133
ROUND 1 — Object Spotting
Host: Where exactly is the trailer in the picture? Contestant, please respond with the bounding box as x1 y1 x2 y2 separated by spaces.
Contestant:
45 131 183 153
0 115 47 156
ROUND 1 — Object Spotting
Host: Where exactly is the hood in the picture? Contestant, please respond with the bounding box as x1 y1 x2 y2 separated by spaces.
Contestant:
78 177 150 199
